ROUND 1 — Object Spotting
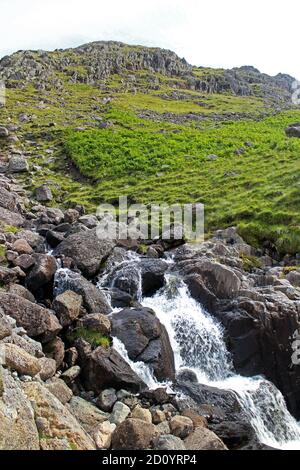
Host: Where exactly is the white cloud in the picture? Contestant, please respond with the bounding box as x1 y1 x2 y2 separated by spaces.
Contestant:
0 0 299 78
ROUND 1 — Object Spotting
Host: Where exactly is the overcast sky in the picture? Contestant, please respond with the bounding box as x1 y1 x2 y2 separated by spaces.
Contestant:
1 0 299 78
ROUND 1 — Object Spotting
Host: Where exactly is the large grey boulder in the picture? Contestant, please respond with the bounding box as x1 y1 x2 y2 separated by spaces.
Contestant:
110 307 175 381
54 269 112 314
82 346 146 393
54 228 115 278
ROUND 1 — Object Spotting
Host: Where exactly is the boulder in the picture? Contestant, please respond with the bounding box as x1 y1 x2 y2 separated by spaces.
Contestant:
0 266 18 285
54 269 111 314
54 228 115 278
0 126 9 138
0 186 16 211
12 239 33 254
0 207 24 227
155 435 186 450
0 368 40 450
23 382 95 450
26 254 57 292
131 405 152 423
52 290 82 327
3 343 41 376
67 396 108 434
8 156 29 173
110 307 175 381
45 377 73 405
184 427 228 450
0 311 13 340
140 259 168 296
96 388 117 412
13 254 35 270
94 421 116 449
286 271 300 287
112 418 160 450
0 292 62 342
35 185 53 202
38 357 57 381
44 336 65 367
110 402 131 425
8 283 35 302
82 346 146 393
77 313 111 336
285 123 300 137
169 415 194 438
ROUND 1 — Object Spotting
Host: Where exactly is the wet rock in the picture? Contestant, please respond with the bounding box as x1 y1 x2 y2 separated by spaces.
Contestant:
112 418 160 450
111 307 175 381
140 258 168 296
82 346 146 393
54 270 112 314
210 421 255 450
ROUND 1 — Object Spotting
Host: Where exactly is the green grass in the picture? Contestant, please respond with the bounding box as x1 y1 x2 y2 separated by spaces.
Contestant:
68 327 111 349
64 109 300 254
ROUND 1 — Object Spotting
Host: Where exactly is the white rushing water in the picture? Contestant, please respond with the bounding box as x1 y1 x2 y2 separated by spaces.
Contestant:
143 274 300 450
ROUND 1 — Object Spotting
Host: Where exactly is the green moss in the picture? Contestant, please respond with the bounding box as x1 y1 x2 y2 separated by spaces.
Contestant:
0 245 6 263
2 225 18 234
69 327 111 349
240 254 263 272
283 265 300 275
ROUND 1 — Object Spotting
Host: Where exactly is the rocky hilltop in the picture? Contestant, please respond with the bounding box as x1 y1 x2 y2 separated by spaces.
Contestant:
0 41 295 104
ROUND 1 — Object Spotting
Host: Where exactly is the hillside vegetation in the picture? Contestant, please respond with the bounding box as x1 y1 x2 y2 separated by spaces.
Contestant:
0 41 300 254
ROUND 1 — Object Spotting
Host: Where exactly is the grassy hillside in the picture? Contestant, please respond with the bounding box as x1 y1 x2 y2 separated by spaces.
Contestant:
0 42 300 254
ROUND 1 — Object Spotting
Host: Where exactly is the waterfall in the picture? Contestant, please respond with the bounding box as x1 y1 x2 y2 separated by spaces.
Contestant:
113 337 162 390
143 275 300 450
